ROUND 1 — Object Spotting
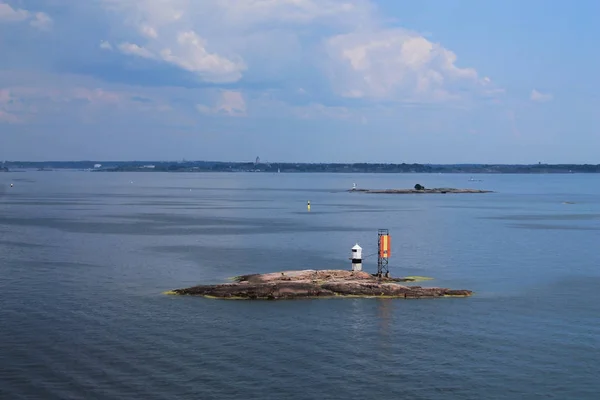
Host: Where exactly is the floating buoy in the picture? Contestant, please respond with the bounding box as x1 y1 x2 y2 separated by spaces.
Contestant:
10 183 13 187
307 200 311 211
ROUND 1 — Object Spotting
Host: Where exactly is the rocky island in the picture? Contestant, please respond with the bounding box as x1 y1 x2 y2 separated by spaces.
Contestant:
166 269 472 300
349 184 493 194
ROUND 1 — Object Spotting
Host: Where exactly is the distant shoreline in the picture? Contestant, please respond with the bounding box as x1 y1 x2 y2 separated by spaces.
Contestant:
1 161 599 174
349 188 493 194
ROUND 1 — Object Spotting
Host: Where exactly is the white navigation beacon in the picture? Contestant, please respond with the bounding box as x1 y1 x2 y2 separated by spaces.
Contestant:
351 243 362 271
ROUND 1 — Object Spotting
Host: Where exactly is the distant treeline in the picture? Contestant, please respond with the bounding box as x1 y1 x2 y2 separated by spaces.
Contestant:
2 161 600 173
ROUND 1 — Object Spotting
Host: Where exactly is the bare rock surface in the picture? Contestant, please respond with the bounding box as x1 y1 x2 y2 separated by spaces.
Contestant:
168 269 473 300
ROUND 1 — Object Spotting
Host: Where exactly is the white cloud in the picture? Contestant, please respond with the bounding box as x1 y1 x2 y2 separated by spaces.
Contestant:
100 1 246 83
97 0 377 84
530 89 553 102
30 12 52 30
139 24 158 38
0 2 52 30
0 2 29 21
113 32 245 83
0 88 19 123
197 90 247 116
95 0 497 104
100 40 113 50
159 31 245 82
118 42 155 59
325 28 495 102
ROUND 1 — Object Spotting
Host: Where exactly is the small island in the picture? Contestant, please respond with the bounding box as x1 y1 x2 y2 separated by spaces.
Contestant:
349 184 493 194
166 269 472 300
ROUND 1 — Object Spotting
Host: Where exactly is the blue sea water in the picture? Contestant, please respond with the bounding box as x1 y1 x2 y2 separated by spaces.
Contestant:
0 171 599 399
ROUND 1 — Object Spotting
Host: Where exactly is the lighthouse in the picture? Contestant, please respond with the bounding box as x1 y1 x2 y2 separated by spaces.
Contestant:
351 243 362 271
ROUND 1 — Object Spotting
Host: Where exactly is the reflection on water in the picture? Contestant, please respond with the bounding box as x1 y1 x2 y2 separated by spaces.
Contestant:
376 299 393 351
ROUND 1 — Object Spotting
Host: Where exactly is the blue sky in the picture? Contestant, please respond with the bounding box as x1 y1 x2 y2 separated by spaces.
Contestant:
1 0 598 163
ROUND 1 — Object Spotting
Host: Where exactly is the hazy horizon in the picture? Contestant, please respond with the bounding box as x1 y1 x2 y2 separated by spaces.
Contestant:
2 159 599 166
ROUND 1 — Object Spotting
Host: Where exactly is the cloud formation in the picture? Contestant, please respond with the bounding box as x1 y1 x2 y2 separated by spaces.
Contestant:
101 32 246 84
325 29 496 102
0 1 52 30
530 89 553 102
197 91 247 116
0 0 505 120
0 88 19 123
3 0 550 163
94 0 496 102
0 75 173 125
100 1 247 83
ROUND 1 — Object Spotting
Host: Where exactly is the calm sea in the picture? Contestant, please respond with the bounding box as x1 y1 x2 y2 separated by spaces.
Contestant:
1 171 599 399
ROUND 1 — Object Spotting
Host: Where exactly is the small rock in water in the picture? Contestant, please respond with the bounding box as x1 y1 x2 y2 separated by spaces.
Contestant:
167 269 473 300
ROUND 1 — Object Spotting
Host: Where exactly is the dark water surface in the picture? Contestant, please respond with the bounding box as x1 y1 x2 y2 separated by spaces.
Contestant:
1 172 599 399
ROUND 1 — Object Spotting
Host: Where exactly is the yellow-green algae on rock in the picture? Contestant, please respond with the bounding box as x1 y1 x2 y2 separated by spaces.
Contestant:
403 276 434 282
